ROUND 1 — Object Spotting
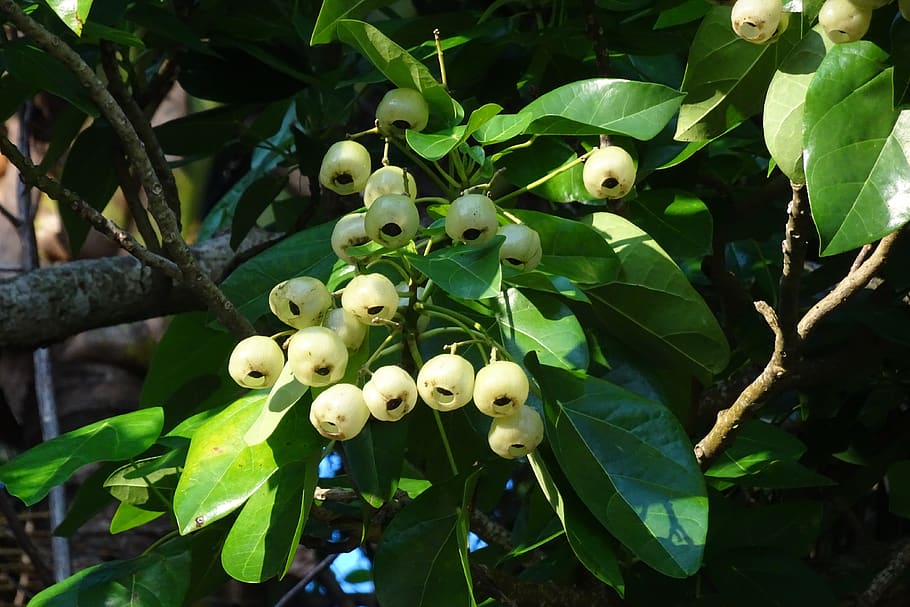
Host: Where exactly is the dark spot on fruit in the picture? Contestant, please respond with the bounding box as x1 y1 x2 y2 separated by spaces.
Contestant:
248 371 264 379
382 222 403 237
510 443 525 450
288 301 300 316
367 305 385 315
352 237 369 246
393 119 412 129
506 257 523 266
463 228 482 241
386 398 403 411
602 177 619 189
494 396 512 407
436 387 453 396
335 173 354 185
315 366 331 376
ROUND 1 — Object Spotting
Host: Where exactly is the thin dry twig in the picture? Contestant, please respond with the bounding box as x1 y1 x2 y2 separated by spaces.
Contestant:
0 492 54 587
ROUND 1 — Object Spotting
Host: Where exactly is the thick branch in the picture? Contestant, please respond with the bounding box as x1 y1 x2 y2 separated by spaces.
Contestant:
857 538 910 607
778 182 810 352
0 231 275 349
0 0 254 339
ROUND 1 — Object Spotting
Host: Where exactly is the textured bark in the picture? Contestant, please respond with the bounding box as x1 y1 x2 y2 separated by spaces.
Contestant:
0 231 275 349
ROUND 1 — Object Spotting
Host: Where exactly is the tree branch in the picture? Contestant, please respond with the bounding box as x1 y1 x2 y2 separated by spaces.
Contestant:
857 537 910 607
778 182 810 353
0 0 254 339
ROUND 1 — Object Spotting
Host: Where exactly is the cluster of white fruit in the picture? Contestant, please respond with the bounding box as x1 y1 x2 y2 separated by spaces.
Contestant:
730 0 898 45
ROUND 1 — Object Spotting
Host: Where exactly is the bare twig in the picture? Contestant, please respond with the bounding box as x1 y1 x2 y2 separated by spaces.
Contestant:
273 554 338 607
850 243 873 273
0 131 181 281
110 152 162 254
0 0 255 339
0 491 54 587
856 538 910 607
0 203 20 227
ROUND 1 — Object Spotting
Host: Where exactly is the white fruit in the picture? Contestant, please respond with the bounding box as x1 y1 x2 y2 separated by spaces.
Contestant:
376 88 430 136
331 213 370 264
309 383 371 440
473 361 530 417
445 194 499 246
582 146 636 199
818 0 872 43
228 335 285 389
731 0 783 43
365 194 420 249
318 140 372 195
287 326 349 387
417 353 475 411
268 276 332 329
362 166 418 208
488 406 544 459
498 224 543 272
363 365 419 421
341 273 400 325
323 307 367 351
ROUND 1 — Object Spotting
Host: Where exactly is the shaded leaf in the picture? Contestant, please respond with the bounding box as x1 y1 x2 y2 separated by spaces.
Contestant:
109 502 165 535
404 236 503 300
707 550 836 607
0 40 97 116
0 408 164 506
497 138 595 203
343 418 410 508
625 189 713 260
887 460 910 519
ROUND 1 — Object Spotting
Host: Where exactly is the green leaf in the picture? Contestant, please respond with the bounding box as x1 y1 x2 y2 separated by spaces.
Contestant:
708 499 822 556
242 361 309 446
343 418 410 508
495 288 588 372
497 138 595 203
173 393 323 534
0 40 97 116
221 456 320 582
406 103 502 161
335 19 461 126
707 550 836 607
46 0 93 35
374 472 479 607
804 43 910 256
625 189 713 260
886 460 910 519
404 236 503 300
762 27 832 184
512 209 620 286
109 502 165 535
518 78 684 139
104 452 182 509
219 220 337 322
531 361 708 578
310 0 395 45
59 121 120 254
675 6 798 141
528 448 625 595
0 408 164 506
585 212 730 380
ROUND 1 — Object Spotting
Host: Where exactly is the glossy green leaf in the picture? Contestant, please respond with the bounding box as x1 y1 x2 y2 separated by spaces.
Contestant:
585 212 730 380
59 122 120 254
497 138 594 203
104 452 181 509
109 502 165 535
310 0 394 44
343 418 410 508
243 361 308 446
46 0 93 35
0 41 97 116
763 27 832 183
404 236 503 300
335 19 461 125
513 209 620 286
374 472 479 607
518 78 684 139
406 103 502 161
676 6 798 141
625 189 713 260
531 361 708 578
473 113 533 144
529 448 625 595
173 394 323 534
222 456 320 582
219 220 337 322
495 288 588 372
804 43 910 256
0 408 163 506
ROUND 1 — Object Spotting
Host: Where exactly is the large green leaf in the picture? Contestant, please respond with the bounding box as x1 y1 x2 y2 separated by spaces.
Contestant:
310 0 396 45
404 236 503 300
495 288 588 372
0 40 97 116
531 361 708 578
529 448 625 595
675 6 798 141
343 417 410 508
406 103 502 161
46 0 94 35
584 213 730 380
0 408 164 506
221 456 320 582
335 19 461 126
804 43 910 256
173 393 323 534
373 472 478 607
219 220 337 322
625 189 713 260
477 79 683 141
497 137 595 203
762 27 832 184
512 209 620 286
242 361 309 446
